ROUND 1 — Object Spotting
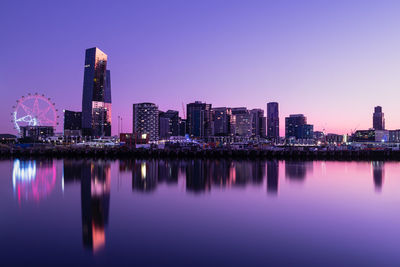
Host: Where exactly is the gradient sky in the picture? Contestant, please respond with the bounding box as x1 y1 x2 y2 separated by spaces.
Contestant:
2 0 400 135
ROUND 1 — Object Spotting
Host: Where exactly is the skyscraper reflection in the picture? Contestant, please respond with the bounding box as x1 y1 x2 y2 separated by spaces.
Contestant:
267 160 279 194
285 161 313 182
132 160 158 192
372 161 385 192
63 159 111 252
186 160 211 193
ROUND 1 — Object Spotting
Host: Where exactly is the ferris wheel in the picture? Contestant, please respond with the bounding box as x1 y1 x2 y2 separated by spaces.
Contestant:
11 93 59 134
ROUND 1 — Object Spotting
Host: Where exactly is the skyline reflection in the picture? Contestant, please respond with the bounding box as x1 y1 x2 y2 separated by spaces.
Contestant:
63 159 111 253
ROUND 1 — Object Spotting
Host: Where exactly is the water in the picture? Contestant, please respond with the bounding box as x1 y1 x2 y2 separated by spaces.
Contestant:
1 158 400 266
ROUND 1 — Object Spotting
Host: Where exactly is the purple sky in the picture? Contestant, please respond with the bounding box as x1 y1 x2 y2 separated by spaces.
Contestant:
2 0 400 135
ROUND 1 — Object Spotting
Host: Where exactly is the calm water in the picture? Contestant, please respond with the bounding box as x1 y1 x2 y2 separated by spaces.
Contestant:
1 158 400 266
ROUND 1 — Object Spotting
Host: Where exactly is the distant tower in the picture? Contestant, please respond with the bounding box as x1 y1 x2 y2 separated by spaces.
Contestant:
267 102 279 139
373 106 385 130
81 47 112 137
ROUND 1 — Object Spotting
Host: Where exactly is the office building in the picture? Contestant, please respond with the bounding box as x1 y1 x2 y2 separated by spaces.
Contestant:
20 126 54 140
285 114 313 139
373 106 385 130
63 110 82 136
231 108 252 137
250 109 266 138
81 47 112 137
267 102 279 139
212 107 232 136
133 103 159 141
159 110 180 139
186 101 212 138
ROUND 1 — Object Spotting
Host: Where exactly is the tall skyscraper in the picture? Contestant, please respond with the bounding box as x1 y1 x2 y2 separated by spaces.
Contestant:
373 106 385 130
81 47 112 137
186 101 212 138
267 102 279 139
132 103 159 141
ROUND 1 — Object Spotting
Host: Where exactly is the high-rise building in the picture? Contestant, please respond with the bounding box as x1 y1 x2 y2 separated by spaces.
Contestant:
373 106 385 130
159 110 180 139
267 102 279 139
63 110 82 136
250 109 266 138
285 114 313 139
132 103 159 141
81 47 112 137
212 107 232 136
231 108 252 137
186 101 212 138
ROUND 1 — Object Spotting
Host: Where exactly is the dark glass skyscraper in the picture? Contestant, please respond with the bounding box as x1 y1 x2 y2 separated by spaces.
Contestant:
82 47 112 137
186 101 212 138
373 106 385 130
267 102 279 139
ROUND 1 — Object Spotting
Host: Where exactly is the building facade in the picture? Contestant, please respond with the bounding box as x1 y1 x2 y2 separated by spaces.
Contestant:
285 114 313 139
212 107 232 136
20 126 54 140
267 102 279 140
250 109 266 138
373 106 385 130
159 110 180 139
63 110 82 136
133 103 159 141
231 108 252 137
186 101 212 138
81 47 112 137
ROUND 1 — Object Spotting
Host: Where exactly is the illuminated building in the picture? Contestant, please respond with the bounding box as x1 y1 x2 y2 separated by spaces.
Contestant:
133 103 159 141
231 107 252 137
373 106 385 130
82 47 112 137
63 110 82 136
20 126 54 140
353 129 388 142
212 107 232 136
186 101 212 138
250 108 266 138
267 102 279 140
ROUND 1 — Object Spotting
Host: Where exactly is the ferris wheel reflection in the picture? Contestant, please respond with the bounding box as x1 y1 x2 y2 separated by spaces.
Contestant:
12 159 56 203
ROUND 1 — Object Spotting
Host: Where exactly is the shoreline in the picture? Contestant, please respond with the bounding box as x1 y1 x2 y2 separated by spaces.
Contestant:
1 146 399 161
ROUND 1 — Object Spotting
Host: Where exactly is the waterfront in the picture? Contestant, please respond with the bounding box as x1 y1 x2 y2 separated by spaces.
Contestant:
1 159 400 266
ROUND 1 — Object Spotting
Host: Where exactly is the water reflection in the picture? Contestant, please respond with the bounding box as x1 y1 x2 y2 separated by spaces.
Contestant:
372 161 385 192
267 160 279 194
12 159 56 203
120 159 274 194
285 161 313 182
63 160 111 253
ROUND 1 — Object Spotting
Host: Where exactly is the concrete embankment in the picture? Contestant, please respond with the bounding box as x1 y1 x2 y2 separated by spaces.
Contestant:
0 146 400 161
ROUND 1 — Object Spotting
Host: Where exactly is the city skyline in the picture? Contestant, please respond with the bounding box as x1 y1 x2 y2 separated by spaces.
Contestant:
3 1 400 136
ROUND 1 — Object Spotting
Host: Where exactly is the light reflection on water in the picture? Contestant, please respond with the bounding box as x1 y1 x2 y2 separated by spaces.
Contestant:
1 159 399 266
